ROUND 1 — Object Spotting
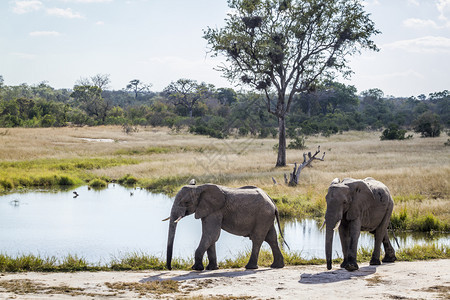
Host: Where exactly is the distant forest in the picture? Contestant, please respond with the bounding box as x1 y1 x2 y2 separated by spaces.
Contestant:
0 75 448 139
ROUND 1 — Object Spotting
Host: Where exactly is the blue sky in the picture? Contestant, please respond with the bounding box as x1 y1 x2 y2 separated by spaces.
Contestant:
1 0 449 97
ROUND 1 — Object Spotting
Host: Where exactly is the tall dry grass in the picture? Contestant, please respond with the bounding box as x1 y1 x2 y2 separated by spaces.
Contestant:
0 126 448 225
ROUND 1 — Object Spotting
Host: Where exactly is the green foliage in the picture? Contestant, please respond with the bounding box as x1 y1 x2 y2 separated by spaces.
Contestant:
391 209 448 232
118 174 138 186
142 175 191 194
287 136 307 149
88 178 108 188
380 123 412 140
413 111 441 137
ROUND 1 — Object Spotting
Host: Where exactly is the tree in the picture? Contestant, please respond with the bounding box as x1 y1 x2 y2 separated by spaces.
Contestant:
126 79 152 99
76 74 111 91
204 0 379 166
413 111 441 137
163 79 212 118
70 85 109 122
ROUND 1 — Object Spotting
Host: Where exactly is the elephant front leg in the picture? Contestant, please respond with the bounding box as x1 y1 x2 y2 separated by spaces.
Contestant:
338 221 350 269
346 220 361 271
193 215 222 271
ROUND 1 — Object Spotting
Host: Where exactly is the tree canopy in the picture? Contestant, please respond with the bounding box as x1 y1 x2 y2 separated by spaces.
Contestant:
204 0 379 166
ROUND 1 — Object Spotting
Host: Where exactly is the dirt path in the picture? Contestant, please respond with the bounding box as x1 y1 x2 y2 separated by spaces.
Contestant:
0 260 449 299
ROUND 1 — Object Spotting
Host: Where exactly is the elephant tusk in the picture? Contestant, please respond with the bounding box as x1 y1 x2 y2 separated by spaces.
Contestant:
319 220 326 230
174 216 183 223
161 216 170 222
333 220 341 230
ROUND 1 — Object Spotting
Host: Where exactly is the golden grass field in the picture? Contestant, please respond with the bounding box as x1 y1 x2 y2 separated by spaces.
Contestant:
0 126 448 226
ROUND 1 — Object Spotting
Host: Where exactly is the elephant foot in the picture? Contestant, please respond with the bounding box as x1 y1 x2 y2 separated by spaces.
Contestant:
345 262 359 271
369 258 381 265
340 259 349 269
382 255 397 263
206 264 218 270
270 261 285 269
245 263 259 270
191 263 204 271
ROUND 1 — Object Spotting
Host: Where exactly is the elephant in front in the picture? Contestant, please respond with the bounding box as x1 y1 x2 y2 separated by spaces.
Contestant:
164 183 286 271
324 177 396 271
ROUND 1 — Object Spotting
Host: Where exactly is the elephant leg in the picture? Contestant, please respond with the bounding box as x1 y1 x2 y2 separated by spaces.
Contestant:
206 244 219 270
193 216 221 271
370 210 392 265
346 220 361 271
382 232 397 263
246 237 264 270
338 220 350 269
264 225 284 268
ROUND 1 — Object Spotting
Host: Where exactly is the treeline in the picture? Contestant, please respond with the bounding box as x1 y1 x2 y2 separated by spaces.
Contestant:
0 75 448 138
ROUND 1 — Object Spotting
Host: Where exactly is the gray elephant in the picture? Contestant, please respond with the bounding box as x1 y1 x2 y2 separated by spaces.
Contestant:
164 183 286 271
324 177 396 271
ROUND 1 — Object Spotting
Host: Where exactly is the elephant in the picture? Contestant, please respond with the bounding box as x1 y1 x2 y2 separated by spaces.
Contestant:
324 177 396 271
164 183 286 271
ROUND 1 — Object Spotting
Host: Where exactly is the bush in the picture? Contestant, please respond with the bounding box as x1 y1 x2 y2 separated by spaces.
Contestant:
287 136 307 149
118 174 138 186
380 123 412 140
413 111 441 137
88 178 108 188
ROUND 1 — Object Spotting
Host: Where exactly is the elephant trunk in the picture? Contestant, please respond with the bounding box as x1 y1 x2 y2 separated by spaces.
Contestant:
325 219 337 270
166 218 178 270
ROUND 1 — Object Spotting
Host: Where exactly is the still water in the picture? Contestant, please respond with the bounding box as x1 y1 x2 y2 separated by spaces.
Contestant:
0 185 448 264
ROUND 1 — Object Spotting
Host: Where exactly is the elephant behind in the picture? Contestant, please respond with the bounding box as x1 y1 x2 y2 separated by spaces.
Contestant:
325 177 396 271
165 183 286 271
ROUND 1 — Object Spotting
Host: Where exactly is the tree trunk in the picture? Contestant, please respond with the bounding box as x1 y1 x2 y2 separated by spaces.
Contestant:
276 114 287 167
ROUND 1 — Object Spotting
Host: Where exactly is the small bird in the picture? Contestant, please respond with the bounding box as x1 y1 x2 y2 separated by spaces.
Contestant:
73 191 79 198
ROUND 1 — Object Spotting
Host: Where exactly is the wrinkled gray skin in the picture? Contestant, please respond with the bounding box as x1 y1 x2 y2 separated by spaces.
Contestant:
166 184 285 271
325 177 397 271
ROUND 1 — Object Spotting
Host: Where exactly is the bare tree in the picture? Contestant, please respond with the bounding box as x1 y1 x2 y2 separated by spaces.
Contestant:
285 146 325 186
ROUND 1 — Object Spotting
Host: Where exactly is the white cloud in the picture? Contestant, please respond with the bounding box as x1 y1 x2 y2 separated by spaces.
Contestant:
11 52 36 60
407 0 420 6
12 0 43 14
29 31 61 37
383 36 450 53
437 0 450 21
46 7 83 18
60 0 113 2
403 18 440 29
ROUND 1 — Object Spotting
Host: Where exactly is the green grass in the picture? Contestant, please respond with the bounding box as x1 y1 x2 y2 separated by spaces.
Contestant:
114 146 172 156
391 208 449 232
1 244 448 272
0 158 139 192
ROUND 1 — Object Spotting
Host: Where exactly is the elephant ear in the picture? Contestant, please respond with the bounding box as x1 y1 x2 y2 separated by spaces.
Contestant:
346 180 375 221
195 184 226 219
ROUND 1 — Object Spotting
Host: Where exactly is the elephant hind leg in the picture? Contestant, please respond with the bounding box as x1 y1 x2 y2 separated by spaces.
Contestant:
381 233 397 263
265 225 284 268
206 244 219 270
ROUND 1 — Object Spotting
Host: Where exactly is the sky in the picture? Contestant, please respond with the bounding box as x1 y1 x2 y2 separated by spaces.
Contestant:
1 0 449 98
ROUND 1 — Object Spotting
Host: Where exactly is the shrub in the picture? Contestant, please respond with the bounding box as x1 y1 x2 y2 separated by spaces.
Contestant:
413 111 441 137
88 178 108 188
287 136 307 149
118 174 138 186
380 123 412 140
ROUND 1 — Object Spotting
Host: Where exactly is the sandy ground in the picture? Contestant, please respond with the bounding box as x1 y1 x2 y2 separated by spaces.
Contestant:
0 260 449 299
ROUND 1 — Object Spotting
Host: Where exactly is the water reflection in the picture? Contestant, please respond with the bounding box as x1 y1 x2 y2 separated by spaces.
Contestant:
0 185 448 263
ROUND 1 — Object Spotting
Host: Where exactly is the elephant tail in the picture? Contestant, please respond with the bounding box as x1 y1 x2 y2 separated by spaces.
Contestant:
275 207 290 251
